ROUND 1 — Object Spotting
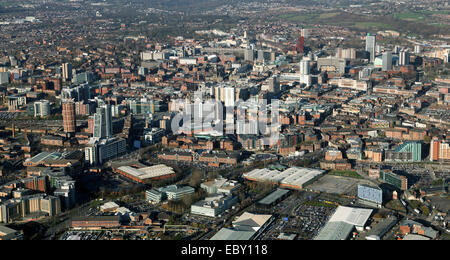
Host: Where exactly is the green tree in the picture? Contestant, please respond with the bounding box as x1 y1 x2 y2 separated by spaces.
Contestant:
189 170 203 187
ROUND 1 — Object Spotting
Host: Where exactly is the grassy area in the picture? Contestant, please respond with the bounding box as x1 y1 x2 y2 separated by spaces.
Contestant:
431 179 448 188
277 10 447 37
422 10 450 15
441 233 450 240
328 170 363 179
90 200 103 209
279 12 342 24
278 13 317 22
304 200 337 208
393 11 450 26
354 22 393 30
385 199 407 213
319 12 339 19
408 200 431 216
394 12 426 21
396 10 450 18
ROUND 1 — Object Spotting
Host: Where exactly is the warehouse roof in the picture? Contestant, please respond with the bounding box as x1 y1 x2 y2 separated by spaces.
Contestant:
259 189 290 205
0 225 18 236
314 221 354 240
279 167 324 187
117 164 175 180
159 185 195 194
243 168 280 181
100 202 119 211
201 177 239 192
402 234 431 240
243 167 324 188
329 206 373 227
210 228 255 240
233 212 272 231
25 152 62 164
315 206 373 240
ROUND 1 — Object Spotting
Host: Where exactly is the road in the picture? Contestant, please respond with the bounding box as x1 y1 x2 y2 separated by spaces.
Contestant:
196 190 274 240
42 202 92 240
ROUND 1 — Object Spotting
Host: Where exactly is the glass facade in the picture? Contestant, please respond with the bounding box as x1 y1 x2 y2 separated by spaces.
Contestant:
358 184 383 205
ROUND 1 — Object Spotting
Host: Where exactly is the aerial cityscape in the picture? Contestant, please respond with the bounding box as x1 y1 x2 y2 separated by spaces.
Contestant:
0 0 449 242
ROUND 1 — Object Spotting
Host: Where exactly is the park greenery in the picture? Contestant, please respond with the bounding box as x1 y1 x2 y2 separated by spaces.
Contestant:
328 170 363 179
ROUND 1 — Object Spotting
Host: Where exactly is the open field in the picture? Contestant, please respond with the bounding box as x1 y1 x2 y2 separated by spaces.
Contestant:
318 12 340 19
394 10 450 21
278 13 317 22
277 11 449 37
394 12 427 22
354 22 395 30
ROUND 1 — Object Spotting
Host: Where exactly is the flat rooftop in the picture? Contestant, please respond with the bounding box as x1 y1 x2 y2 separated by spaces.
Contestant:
233 212 272 231
329 206 373 227
258 189 290 205
210 228 255 240
243 167 325 188
0 225 18 236
315 206 373 240
26 152 62 164
314 221 354 240
117 164 175 180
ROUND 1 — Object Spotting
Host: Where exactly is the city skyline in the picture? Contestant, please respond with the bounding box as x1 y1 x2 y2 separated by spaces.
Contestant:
0 0 448 243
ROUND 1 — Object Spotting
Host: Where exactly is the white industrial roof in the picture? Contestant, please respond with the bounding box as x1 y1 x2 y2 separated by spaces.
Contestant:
314 221 355 240
100 202 119 211
328 206 373 228
0 225 17 236
315 206 373 240
210 228 255 240
280 167 323 186
244 167 324 188
243 168 279 181
275 168 300 179
402 234 431 240
118 164 175 180
115 207 132 215
66 235 82 240
233 212 272 231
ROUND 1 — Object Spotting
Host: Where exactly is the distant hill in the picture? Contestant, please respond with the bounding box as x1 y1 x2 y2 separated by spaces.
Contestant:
105 0 322 11
130 0 245 10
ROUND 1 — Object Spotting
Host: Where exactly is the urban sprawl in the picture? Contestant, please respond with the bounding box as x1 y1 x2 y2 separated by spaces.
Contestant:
0 0 449 241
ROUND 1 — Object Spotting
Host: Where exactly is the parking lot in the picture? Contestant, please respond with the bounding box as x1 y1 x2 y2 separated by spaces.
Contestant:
293 203 335 239
60 230 153 240
260 201 335 240
257 191 335 240
60 231 105 241
0 111 19 121
308 175 375 195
